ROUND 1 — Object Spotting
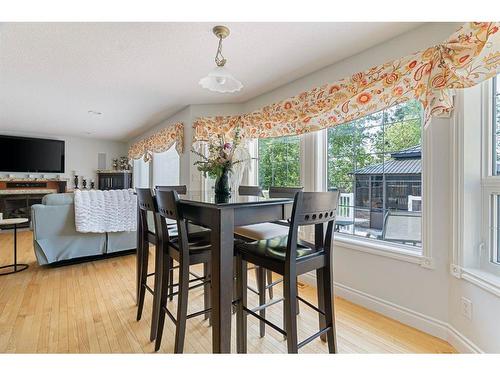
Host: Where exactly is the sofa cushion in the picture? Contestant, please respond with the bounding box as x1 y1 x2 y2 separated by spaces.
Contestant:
42 192 74 205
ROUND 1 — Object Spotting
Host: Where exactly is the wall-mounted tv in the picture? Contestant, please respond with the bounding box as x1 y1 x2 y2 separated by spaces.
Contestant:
0 135 65 173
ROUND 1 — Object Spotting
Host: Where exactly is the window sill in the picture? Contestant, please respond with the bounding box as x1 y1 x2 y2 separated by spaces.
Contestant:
333 233 431 268
460 267 500 298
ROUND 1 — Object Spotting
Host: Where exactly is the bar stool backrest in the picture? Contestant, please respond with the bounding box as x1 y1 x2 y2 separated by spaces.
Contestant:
286 191 340 262
238 185 264 197
155 190 189 256
136 188 161 242
155 185 187 195
269 186 303 199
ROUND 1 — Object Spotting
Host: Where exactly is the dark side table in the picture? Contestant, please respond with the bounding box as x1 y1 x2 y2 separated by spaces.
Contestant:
0 218 29 276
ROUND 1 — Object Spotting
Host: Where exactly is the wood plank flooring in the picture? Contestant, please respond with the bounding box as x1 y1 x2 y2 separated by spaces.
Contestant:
0 231 456 353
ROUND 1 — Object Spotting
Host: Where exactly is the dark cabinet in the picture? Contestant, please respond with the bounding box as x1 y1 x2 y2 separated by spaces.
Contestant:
97 171 132 190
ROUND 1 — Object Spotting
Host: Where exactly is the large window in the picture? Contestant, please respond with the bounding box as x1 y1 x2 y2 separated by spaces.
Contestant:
152 147 180 187
327 100 423 247
258 135 301 189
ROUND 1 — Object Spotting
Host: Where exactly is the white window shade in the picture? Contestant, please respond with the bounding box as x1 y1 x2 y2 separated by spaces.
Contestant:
152 147 180 187
133 158 150 188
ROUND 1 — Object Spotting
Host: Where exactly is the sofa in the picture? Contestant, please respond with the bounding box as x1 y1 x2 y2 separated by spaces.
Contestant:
31 193 136 265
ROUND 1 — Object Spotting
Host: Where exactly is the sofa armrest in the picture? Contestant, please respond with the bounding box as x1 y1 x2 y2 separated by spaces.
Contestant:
31 203 78 239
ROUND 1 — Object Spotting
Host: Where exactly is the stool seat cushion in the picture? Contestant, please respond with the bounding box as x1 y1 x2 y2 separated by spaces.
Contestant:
235 236 320 261
234 222 289 241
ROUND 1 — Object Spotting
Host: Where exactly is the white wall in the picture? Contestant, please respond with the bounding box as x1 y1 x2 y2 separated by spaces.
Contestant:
128 22 500 352
0 131 128 184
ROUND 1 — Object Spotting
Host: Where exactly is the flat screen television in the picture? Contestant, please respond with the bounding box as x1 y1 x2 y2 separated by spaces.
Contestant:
0 135 65 173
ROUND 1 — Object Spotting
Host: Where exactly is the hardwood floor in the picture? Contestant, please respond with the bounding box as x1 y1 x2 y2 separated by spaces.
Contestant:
0 231 456 353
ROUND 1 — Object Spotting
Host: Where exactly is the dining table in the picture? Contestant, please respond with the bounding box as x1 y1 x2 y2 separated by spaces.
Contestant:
177 191 294 353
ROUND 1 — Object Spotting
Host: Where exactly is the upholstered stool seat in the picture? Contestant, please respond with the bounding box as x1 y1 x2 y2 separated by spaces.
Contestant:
234 222 289 241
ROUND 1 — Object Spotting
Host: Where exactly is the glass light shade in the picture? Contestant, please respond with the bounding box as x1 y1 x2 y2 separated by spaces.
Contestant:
199 66 243 93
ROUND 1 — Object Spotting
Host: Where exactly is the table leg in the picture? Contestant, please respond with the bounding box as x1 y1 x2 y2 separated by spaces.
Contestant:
14 224 17 272
210 208 234 353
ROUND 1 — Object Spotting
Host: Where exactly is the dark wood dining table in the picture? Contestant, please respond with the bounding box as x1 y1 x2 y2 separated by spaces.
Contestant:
178 191 294 353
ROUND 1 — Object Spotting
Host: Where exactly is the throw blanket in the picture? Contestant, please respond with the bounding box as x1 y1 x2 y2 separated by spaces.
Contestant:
74 189 137 233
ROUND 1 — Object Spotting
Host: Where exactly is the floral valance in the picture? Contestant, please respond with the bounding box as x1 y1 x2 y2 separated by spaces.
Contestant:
128 122 184 162
193 22 500 143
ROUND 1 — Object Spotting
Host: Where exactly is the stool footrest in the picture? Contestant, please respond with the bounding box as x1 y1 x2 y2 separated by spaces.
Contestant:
250 298 284 313
243 306 287 336
297 296 325 315
186 307 211 320
145 285 154 295
298 327 331 349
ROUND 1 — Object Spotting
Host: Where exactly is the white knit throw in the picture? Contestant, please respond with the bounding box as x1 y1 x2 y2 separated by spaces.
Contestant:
74 189 137 233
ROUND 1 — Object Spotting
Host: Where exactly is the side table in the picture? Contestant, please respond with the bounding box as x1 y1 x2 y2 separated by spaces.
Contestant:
0 218 29 276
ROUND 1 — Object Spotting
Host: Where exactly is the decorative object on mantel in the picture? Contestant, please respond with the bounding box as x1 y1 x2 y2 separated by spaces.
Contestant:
112 158 119 170
199 25 243 94
193 22 500 144
90 180 95 190
74 174 79 190
119 157 130 171
128 122 184 162
192 128 252 200
82 178 87 190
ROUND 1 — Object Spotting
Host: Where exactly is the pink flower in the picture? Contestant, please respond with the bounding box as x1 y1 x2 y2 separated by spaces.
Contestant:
223 142 232 150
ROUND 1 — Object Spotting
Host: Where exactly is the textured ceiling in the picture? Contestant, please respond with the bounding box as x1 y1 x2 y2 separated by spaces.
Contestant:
0 22 423 141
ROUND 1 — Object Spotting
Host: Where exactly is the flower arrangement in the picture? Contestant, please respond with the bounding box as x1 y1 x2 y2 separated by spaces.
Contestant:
192 128 251 197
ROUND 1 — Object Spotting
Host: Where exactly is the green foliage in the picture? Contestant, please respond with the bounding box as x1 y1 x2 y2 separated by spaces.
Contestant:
258 136 301 189
256 101 423 193
327 100 422 193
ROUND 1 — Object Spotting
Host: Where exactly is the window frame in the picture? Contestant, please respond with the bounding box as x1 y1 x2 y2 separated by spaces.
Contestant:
248 105 431 267
321 101 430 265
480 77 500 277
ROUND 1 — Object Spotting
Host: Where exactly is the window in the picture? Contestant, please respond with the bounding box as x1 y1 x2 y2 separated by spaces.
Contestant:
258 135 301 189
326 100 423 248
492 76 500 176
152 147 180 187
485 75 500 268
133 158 150 188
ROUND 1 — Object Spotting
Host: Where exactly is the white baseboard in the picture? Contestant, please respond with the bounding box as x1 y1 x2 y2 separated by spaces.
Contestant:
298 274 482 353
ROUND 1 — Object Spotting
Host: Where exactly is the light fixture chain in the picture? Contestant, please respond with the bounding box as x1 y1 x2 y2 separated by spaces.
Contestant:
215 36 226 67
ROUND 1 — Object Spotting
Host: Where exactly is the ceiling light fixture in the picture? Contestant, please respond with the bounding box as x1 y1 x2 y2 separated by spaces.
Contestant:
199 25 243 94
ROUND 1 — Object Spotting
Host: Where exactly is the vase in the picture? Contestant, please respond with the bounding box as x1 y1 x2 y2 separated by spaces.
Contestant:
214 168 231 199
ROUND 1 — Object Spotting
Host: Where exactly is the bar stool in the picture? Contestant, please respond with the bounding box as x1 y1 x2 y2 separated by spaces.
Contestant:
234 185 303 337
235 191 340 353
136 188 163 342
136 186 209 343
154 189 212 353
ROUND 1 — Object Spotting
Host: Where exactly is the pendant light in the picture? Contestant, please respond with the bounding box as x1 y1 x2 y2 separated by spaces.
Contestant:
199 25 243 93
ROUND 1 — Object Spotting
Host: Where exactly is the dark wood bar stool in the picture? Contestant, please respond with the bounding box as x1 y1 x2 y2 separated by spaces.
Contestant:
154 189 212 353
234 185 303 337
136 188 163 342
235 191 340 353
136 186 210 343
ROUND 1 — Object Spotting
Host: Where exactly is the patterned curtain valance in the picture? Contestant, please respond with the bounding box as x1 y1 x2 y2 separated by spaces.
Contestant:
128 122 184 162
193 22 500 143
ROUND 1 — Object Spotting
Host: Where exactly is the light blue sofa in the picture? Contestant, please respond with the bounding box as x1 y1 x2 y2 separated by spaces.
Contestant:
31 193 136 265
